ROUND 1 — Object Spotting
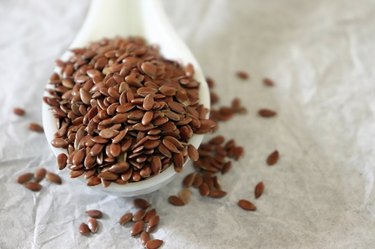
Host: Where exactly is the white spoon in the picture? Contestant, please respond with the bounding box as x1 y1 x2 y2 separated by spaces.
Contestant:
42 0 210 196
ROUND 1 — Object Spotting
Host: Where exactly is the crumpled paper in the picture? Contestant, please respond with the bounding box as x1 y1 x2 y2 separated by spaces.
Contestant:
1 0 375 248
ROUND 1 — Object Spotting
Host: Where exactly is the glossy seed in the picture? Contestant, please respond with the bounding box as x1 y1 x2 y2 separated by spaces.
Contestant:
199 183 210 196
119 213 133 225
24 182 42 192
86 210 103 219
146 215 160 232
99 128 119 139
145 239 163 249
143 209 156 223
143 94 154 111
57 153 68 170
88 218 98 233
133 209 146 222
255 181 265 199
79 223 91 236
134 198 150 209
209 190 227 198
238 199 257 211
34 168 47 182
187 144 199 161
168 195 185 206
140 231 151 245
266 150 279 166
46 172 62 184
17 172 33 184
131 220 144 236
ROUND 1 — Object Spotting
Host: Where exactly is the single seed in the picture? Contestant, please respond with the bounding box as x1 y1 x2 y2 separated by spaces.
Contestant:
140 231 151 245
255 181 265 199
199 183 210 196
46 172 62 184
263 78 274 86
258 109 277 118
146 215 160 232
34 168 47 182
119 213 133 225
133 209 146 222
88 218 98 233
145 239 163 249
236 71 249 80
134 198 150 209
168 195 185 206
266 150 279 166
143 209 156 223
24 182 42 192
13 107 26 116
209 190 227 198
79 223 91 236
182 172 196 188
187 144 199 161
131 220 144 236
57 153 68 170
29 122 44 133
17 172 33 184
238 199 257 211
86 210 103 219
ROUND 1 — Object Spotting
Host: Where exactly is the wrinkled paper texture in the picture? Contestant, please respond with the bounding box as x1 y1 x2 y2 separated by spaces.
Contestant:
1 0 375 248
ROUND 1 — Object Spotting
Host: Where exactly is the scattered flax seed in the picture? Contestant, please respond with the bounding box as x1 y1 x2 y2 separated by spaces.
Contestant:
236 71 249 80
238 199 257 211
28 122 44 133
263 78 275 87
255 181 265 199
13 107 26 116
258 109 277 118
266 150 279 166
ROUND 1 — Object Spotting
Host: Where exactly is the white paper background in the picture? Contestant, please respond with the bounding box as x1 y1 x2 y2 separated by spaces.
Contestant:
1 0 375 248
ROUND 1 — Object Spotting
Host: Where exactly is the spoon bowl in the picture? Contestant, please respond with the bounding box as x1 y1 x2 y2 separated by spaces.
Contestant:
42 0 210 196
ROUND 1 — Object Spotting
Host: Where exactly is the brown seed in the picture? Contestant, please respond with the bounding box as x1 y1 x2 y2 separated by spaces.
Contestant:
238 199 257 211
46 172 62 184
182 172 196 188
140 231 151 245
179 188 192 204
34 168 47 182
209 190 227 198
87 176 101 186
266 150 279 166
209 135 225 145
133 209 146 222
258 109 277 118
29 122 44 133
13 107 26 116
146 215 160 232
57 153 68 170
263 78 274 86
168 195 185 206
24 182 42 192
134 198 150 209
255 181 265 199
109 162 129 174
236 70 249 80
70 170 84 178
143 94 154 111
142 111 154 126
143 209 156 223
162 139 179 153
109 143 121 157
79 223 91 236
199 183 210 196
72 149 85 165
131 220 144 236
98 171 118 181
145 239 163 249
51 138 68 148
86 209 103 219
88 218 98 233
119 213 133 225
192 174 203 188
17 172 33 184
187 144 199 161
99 128 119 139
